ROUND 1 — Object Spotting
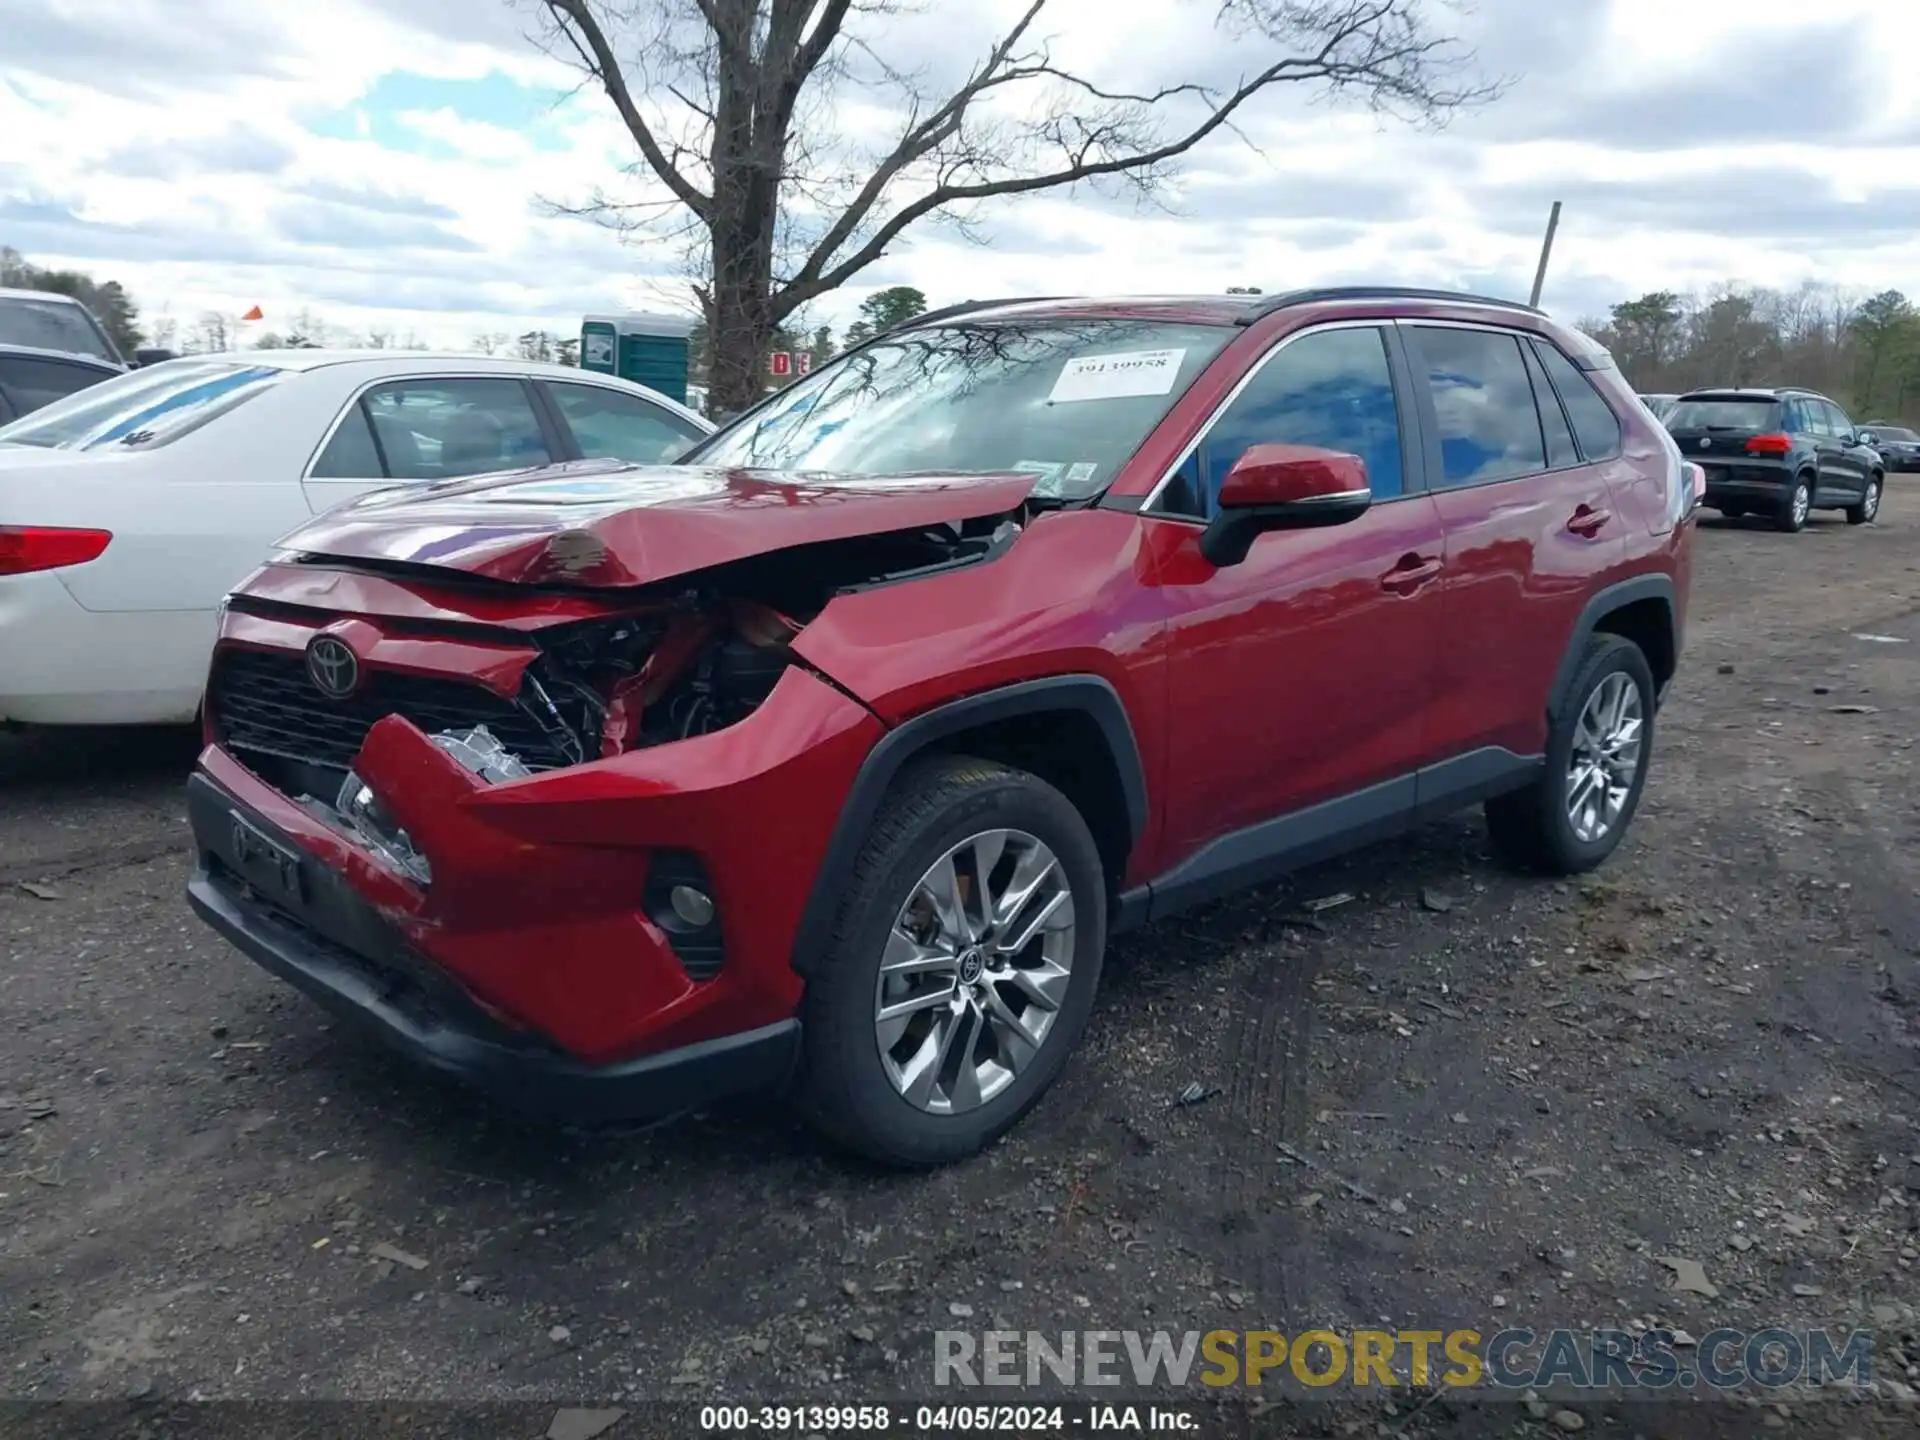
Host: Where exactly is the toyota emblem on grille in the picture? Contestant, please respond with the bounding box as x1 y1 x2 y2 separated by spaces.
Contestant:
305 635 360 699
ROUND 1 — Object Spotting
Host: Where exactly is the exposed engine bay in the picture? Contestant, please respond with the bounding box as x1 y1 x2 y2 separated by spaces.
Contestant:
495 509 1020 767
218 512 1022 855
244 512 1022 885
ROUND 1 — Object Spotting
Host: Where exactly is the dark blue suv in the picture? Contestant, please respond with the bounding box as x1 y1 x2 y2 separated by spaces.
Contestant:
1664 387 1883 532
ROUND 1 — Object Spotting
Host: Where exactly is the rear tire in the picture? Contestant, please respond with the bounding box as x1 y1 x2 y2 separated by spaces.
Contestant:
1487 635 1656 877
798 756 1107 1168
1719 505 1745 521
1776 474 1812 532
1846 475 1882 526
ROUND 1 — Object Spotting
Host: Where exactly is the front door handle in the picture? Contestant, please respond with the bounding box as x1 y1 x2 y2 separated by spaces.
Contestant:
1380 553 1442 594
1567 505 1612 537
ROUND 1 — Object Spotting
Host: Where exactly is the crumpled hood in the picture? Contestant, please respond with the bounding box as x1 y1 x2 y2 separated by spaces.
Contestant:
276 459 1039 587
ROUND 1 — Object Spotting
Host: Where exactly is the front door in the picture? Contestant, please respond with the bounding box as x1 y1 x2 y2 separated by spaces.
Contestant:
1145 322 1444 867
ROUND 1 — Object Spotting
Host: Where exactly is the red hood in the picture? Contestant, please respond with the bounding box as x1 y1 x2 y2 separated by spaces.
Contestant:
278 460 1039 587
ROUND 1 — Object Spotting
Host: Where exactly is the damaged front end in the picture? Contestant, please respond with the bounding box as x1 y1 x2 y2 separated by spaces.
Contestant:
184 466 1037 1099
207 505 1024 891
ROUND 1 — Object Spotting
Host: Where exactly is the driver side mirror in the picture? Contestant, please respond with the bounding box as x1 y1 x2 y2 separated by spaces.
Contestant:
133 347 178 368
1199 443 1372 568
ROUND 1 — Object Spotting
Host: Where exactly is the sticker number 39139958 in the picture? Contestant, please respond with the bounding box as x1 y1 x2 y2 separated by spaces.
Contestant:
1047 348 1187 404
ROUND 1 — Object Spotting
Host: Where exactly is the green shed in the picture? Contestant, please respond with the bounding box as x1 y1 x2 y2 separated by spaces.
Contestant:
579 312 698 406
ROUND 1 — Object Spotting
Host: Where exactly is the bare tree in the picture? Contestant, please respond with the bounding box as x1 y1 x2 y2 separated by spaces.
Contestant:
190 311 231 354
529 0 1498 413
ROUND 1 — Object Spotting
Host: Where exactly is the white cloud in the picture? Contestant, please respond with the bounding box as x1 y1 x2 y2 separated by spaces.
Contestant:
1 0 1917 351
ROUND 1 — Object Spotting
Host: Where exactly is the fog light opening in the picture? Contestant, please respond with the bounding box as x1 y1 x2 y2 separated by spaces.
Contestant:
644 850 725 982
668 883 716 928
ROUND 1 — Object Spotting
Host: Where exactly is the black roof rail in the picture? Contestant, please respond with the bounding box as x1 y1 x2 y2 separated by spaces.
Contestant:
1236 286 1544 325
884 296 1079 334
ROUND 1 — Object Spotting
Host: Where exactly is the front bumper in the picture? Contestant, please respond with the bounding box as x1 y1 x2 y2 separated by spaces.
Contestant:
186 658 886 1117
186 781 799 1125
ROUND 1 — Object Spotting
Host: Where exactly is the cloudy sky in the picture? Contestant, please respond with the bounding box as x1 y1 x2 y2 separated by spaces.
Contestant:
1 0 1916 350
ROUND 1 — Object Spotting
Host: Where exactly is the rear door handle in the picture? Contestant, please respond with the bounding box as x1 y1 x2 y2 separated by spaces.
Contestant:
1567 505 1611 537
1380 554 1442 594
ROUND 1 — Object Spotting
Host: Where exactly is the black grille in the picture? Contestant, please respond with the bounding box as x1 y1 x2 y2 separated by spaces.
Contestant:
211 647 576 774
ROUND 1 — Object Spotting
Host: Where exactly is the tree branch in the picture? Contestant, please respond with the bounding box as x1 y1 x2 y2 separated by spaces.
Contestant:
775 0 1500 315
541 0 713 219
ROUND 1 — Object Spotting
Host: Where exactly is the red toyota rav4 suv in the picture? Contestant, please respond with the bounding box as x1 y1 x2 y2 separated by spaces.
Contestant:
186 289 1697 1166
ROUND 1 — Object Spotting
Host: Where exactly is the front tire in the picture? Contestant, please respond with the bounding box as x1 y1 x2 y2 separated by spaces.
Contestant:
1777 474 1812 532
798 757 1107 1167
1486 635 1656 876
1846 475 1882 526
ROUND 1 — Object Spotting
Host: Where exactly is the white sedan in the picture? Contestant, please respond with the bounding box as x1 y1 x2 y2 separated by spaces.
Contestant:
0 350 712 726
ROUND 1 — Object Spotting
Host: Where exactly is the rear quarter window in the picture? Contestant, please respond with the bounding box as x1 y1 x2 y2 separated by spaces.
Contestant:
1532 340 1623 462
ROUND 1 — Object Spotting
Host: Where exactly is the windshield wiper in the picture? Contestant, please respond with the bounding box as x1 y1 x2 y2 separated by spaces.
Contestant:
117 429 157 447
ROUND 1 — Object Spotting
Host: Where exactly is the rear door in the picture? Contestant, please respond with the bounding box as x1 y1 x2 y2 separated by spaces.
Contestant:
1821 400 1870 498
303 374 561 511
1407 323 1626 772
1796 398 1842 501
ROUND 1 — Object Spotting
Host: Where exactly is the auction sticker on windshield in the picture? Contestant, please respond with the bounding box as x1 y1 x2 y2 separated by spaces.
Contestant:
1049 348 1187 403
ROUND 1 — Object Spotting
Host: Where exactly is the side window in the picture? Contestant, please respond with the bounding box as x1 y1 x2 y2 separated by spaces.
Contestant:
357 378 552 482
0 355 112 417
309 405 385 478
547 382 705 465
1800 400 1834 437
1530 340 1623 463
1823 400 1854 437
1408 326 1545 488
1157 326 1405 518
1777 398 1806 433
1521 343 1578 469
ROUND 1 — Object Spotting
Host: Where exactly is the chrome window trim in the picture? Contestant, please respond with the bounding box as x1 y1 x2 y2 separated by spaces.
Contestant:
301 370 557 483
1140 318 1392 517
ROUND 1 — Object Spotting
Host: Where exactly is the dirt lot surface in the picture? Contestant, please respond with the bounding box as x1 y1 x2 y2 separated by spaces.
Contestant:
6 491 1920 1436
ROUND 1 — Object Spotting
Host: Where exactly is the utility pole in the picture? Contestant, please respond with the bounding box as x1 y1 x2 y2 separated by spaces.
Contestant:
1528 201 1562 308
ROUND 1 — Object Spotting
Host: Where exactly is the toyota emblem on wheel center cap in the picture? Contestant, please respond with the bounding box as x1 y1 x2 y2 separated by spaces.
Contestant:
305 635 361 699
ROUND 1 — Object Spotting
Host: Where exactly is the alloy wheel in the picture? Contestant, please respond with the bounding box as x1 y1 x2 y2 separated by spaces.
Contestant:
1566 672 1645 844
1791 482 1811 527
1864 481 1881 521
873 828 1076 1116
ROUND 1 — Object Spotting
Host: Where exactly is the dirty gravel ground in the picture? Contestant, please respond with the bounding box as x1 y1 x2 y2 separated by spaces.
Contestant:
5 491 1920 1437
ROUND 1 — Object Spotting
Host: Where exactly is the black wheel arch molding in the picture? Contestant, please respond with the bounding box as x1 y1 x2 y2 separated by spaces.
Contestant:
1546 574 1679 723
787 674 1150 977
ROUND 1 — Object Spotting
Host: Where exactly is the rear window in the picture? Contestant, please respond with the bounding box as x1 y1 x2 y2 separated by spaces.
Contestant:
1665 398 1779 431
0 359 282 450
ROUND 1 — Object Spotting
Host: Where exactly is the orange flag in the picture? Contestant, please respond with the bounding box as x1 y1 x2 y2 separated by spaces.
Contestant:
241 304 264 321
